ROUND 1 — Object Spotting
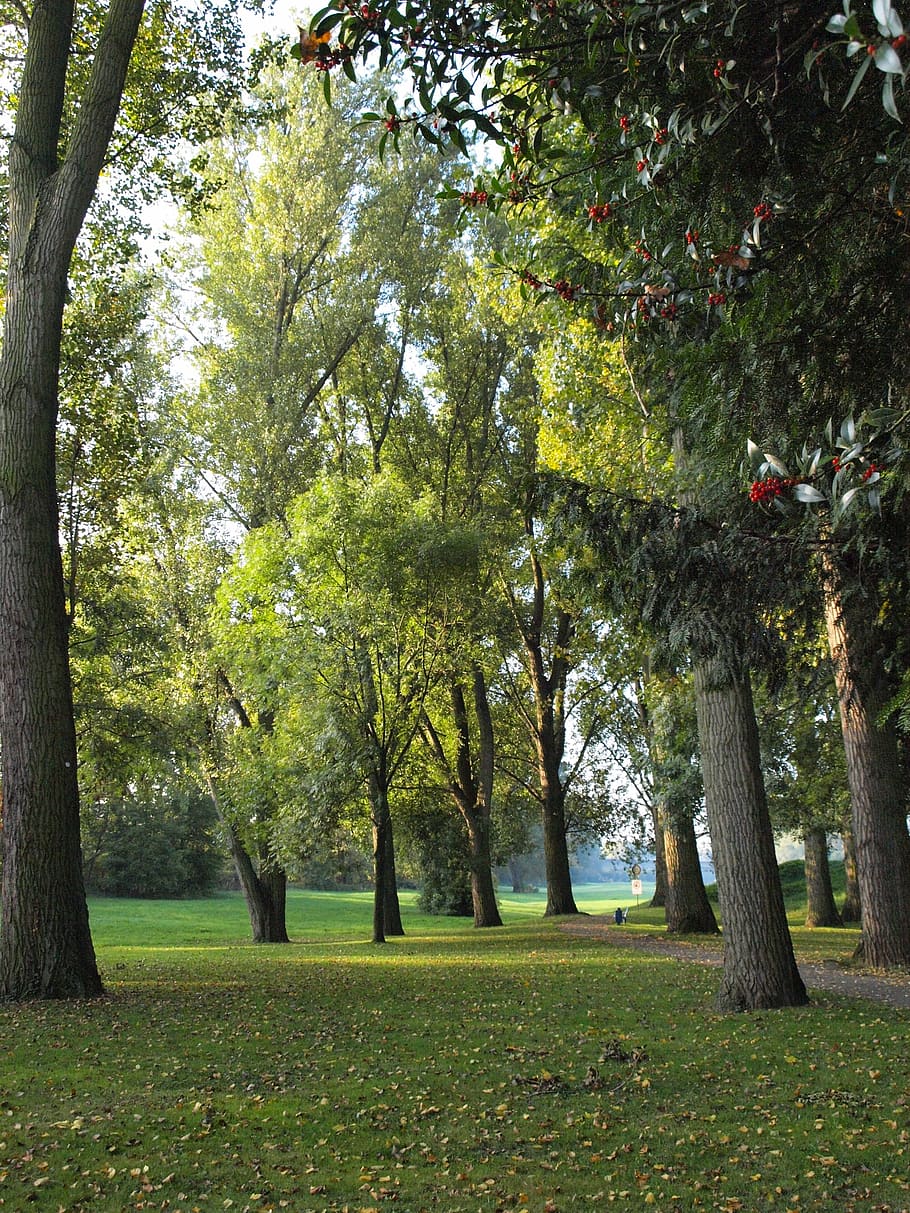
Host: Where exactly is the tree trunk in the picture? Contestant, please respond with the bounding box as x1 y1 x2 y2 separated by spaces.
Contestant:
694 660 807 1011
511 551 580 917
219 811 290 943
422 671 503 927
0 0 148 999
0 274 102 997
650 805 668 907
467 818 503 927
803 826 843 928
823 554 910 968
663 808 718 934
370 777 400 943
840 820 862 924
541 789 579 916
382 817 404 937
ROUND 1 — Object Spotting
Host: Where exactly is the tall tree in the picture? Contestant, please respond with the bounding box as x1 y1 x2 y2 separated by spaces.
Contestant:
156 66 452 939
215 473 477 943
0 0 147 1000
0 0 260 999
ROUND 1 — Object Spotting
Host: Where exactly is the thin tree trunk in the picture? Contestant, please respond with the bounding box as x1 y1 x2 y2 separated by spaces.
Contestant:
840 820 862 924
422 672 503 927
823 554 910 967
467 668 503 927
663 808 718 934
382 818 404 937
803 826 843 928
509 550 580 917
650 805 668 908
370 777 395 943
371 813 387 945
694 660 807 1011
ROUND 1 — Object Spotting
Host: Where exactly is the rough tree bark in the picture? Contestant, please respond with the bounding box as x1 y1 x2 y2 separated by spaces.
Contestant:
662 808 718 935
0 0 147 1000
840 819 862 924
803 827 843 928
823 554 910 967
694 660 807 1011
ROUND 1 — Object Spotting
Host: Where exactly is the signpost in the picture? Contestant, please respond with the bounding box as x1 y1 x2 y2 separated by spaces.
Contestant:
630 864 642 913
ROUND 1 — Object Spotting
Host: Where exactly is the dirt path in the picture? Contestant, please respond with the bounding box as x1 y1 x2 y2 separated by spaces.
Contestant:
559 916 910 1010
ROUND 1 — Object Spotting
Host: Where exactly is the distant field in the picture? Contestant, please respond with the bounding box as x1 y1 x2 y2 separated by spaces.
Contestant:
87 880 656 949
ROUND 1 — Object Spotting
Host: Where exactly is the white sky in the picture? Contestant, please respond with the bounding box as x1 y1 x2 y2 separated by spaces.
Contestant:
242 0 310 45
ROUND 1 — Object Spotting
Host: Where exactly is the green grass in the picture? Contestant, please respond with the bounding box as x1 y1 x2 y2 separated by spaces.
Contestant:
0 887 904 1213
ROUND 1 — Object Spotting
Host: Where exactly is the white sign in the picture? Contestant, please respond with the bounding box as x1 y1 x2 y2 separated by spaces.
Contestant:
631 879 643 896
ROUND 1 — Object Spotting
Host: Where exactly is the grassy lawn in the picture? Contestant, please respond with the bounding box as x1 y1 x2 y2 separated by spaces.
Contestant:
0 886 905 1213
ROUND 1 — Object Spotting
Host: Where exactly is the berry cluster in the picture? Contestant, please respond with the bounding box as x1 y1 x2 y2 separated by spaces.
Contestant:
707 291 727 306
460 189 488 206
660 302 679 320
635 239 652 261
654 127 668 145
753 201 773 221
862 462 882 481
619 115 632 134
685 229 699 245
588 203 612 222
713 58 727 78
313 43 352 70
636 157 648 172
384 117 400 132
520 270 542 289
749 476 796 503
553 279 578 301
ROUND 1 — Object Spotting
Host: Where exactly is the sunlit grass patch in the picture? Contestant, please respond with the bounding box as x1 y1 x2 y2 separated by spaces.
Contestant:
0 893 906 1212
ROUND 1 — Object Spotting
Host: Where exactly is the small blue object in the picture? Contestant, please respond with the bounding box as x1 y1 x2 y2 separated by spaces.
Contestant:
614 907 626 925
